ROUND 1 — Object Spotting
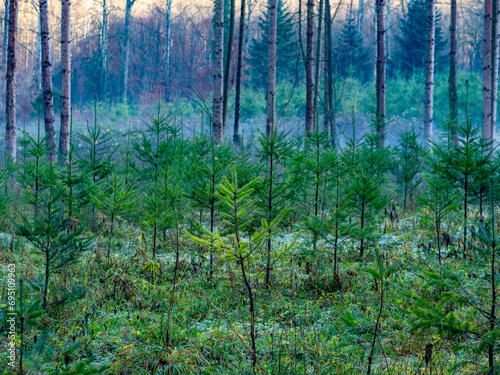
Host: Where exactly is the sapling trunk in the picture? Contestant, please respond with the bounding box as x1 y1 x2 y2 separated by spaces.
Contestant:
435 188 441 265
19 278 23 375
360 200 365 258
367 254 384 374
166 215 180 347
488 180 496 375
265 131 275 287
463 175 468 258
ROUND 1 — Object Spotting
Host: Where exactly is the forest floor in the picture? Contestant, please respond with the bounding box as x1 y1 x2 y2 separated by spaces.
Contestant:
0 213 495 375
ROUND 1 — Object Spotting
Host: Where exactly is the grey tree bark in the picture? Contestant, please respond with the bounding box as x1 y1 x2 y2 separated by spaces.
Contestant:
164 0 172 102
358 0 364 31
2 0 9 68
266 0 277 137
4 0 16 161
491 0 499 143
122 0 136 103
101 0 108 101
212 0 224 141
233 0 246 147
324 0 333 139
222 0 235 132
484 0 493 142
305 0 314 136
59 0 71 159
376 0 386 148
40 0 56 160
313 0 323 132
449 0 458 143
424 0 435 143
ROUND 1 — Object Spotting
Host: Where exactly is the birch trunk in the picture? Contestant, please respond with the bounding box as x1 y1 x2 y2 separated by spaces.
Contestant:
2 0 9 68
223 0 235 132
424 0 435 143
101 0 108 101
313 0 323 132
358 0 364 31
305 0 314 136
164 0 171 102
40 0 56 160
449 0 458 143
324 0 333 140
233 0 246 147
266 0 278 137
376 0 386 148
491 0 499 143
35 11 42 92
4 0 16 161
59 0 71 159
212 0 224 141
484 0 493 141
122 0 136 103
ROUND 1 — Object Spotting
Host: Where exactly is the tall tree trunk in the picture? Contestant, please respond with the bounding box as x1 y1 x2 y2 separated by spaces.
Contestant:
358 0 364 31
266 0 278 137
223 0 235 133
40 0 56 161
386 0 391 60
164 0 172 102
449 0 458 143
491 0 499 143
2 0 9 68
376 0 386 148
305 0 314 136
101 0 108 101
244 0 252 55
424 0 435 143
314 0 323 132
4 0 16 161
122 0 136 103
484 0 493 141
233 0 246 147
324 0 333 140
35 12 42 92
59 0 71 159
212 0 224 141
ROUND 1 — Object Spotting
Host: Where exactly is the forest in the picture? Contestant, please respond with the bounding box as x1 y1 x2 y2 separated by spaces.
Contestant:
0 0 499 373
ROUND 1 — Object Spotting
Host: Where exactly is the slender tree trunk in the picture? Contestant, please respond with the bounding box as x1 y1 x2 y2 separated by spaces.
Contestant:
2 0 9 68
164 0 172 102
244 0 252 55
386 0 392 60
424 0 435 143
59 0 71 159
491 0 499 143
101 0 108 101
305 0 314 136
313 0 323 131
324 0 333 139
484 0 493 141
449 0 458 143
223 0 235 133
358 0 364 31
266 0 278 137
4 0 16 161
35 12 42 92
122 0 136 103
233 0 246 147
212 0 224 141
40 0 55 161
43 251 49 310
376 0 386 148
